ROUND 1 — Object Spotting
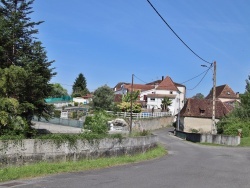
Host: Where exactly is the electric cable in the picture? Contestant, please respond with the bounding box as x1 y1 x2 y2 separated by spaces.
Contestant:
181 67 210 84
186 64 212 90
146 0 212 65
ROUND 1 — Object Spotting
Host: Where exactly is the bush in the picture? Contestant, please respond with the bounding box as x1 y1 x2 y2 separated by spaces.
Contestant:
74 102 79 106
217 116 250 137
53 110 61 118
83 111 112 135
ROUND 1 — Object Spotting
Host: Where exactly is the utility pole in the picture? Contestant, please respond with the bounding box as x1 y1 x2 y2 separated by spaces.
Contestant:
129 74 134 134
212 61 217 134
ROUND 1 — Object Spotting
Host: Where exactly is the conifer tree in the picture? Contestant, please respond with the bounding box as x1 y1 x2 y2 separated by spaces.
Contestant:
72 73 89 97
0 0 56 125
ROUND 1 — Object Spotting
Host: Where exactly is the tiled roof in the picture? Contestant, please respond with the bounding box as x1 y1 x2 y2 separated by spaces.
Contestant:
156 76 179 91
180 98 232 119
124 84 154 91
206 84 239 99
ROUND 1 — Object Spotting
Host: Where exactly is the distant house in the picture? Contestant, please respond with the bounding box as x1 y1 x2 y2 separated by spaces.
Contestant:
45 96 73 108
73 94 93 105
179 84 239 133
206 84 240 103
179 98 233 133
114 76 186 115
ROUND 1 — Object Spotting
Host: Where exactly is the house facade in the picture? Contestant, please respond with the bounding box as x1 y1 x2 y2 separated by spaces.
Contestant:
179 84 238 133
114 76 186 115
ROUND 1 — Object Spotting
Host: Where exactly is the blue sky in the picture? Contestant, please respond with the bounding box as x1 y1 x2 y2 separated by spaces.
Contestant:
31 0 250 97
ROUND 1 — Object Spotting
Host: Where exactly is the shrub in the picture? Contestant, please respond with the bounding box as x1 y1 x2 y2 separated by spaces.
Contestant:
83 111 112 135
53 110 61 118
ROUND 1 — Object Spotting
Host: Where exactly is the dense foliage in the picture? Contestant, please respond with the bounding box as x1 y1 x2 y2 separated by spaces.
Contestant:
0 0 55 136
217 76 250 137
92 85 114 111
84 111 113 135
50 83 68 98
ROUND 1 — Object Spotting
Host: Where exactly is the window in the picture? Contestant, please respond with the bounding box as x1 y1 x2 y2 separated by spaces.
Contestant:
170 91 173 94
200 109 205 115
150 98 155 101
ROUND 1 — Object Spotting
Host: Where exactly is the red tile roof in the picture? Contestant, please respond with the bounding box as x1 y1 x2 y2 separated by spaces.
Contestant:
180 98 232 119
206 84 239 99
156 76 179 91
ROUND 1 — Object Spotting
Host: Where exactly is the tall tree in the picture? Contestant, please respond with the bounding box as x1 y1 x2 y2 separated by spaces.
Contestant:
0 0 56 125
72 73 89 97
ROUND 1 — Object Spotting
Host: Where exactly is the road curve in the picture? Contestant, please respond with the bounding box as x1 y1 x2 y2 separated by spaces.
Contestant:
1 128 250 188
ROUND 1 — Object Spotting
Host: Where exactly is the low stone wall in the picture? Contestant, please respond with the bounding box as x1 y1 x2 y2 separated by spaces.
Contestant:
0 135 158 168
200 134 240 146
133 116 174 131
175 130 240 146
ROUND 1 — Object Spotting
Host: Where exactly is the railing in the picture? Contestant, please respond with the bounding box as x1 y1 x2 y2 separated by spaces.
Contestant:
107 111 172 119
32 117 84 128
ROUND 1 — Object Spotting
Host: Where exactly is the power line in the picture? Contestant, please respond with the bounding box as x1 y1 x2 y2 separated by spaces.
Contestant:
146 0 212 65
133 74 148 84
181 67 210 84
186 65 212 90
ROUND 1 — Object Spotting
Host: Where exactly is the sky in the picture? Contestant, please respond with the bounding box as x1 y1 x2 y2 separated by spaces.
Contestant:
31 0 250 98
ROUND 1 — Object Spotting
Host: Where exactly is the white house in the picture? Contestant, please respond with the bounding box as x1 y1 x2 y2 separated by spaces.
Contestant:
114 76 186 116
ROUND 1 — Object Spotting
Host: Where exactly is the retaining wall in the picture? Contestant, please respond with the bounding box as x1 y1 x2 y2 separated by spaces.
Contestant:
133 116 174 131
0 135 158 168
175 130 240 146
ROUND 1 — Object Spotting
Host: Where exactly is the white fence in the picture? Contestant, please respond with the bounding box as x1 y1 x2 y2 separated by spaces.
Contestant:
107 111 172 119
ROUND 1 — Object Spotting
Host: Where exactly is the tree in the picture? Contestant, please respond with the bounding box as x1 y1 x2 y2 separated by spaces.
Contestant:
161 97 172 111
0 0 56 126
50 83 68 98
72 73 89 97
92 85 114 110
122 90 140 102
192 93 204 99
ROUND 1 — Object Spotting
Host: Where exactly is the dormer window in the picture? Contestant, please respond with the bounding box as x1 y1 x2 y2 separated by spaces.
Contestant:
200 109 205 115
227 92 230 95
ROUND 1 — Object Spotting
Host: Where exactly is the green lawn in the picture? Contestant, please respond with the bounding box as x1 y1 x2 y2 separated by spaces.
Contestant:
0 145 166 183
239 137 250 147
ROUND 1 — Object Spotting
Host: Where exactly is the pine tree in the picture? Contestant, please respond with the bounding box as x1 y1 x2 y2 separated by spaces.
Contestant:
72 73 89 97
0 0 56 125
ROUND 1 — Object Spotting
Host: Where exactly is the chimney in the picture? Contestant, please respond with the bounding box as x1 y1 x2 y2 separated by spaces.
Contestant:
162 76 164 81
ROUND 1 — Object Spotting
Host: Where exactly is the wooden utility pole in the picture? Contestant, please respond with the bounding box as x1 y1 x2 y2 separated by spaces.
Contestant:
129 74 134 134
212 61 217 134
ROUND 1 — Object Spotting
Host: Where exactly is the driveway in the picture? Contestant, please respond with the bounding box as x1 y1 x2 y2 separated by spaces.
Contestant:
1 128 250 188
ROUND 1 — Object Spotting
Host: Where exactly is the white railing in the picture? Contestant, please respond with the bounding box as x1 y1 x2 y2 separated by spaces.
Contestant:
107 111 172 119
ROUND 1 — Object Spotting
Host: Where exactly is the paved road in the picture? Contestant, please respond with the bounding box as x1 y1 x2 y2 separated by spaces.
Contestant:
1 128 250 188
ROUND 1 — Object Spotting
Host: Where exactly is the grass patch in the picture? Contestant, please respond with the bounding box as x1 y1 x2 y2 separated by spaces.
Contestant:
239 137 250 147
0 144 166 182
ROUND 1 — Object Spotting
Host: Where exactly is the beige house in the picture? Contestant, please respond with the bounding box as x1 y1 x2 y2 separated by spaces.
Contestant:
179 98 233 133
179 84 239 133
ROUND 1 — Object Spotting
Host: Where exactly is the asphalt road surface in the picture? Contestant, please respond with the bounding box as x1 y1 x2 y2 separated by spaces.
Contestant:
1 128 250 188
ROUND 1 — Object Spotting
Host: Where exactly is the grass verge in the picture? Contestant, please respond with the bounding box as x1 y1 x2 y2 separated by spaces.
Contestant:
0 144 166 183
239 137 250 147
